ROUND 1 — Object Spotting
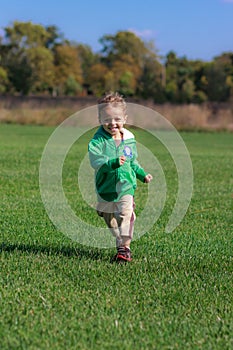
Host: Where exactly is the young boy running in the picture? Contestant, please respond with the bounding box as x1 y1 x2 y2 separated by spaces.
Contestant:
88 92 153 262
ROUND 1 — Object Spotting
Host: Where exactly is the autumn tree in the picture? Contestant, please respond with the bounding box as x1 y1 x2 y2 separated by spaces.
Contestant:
165 51 179 102
27 47 55 93
76 44 100 94
137 39 165 101
100 31 147 67
111 54 141 95
53 44 83 95
1 21 54 94
45 25 65 49
0 21 232 102
86 63 109 96
98 31 163 97
0 66 9 93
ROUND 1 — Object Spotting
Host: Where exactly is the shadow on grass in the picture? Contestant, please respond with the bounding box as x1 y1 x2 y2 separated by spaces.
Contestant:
0 242 112 262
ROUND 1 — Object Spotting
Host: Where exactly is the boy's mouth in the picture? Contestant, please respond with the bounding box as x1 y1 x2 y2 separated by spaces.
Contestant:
109 126 118 132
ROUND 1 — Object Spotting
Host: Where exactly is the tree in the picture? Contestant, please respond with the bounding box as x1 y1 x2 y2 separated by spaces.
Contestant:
181 79 195 103
64 76 82 96
27 47 55 93
138 54 165 101
0 66 9 93
45 25 65 49
111 54 141 95
86 63 109 96
4 21 50 48
1 21 53 94
76 44 100 93
53 44 83 95
99 31 163 98
4 49 32 94
165 51 198 103
99 31 148 68
166 51 178 66
203 62 230 102
165 81 178 103
0 21 232 102
103 71 116 92
214 52 233 100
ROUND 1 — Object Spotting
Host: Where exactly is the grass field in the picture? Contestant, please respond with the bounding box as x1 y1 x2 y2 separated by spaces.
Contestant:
0 123 232 350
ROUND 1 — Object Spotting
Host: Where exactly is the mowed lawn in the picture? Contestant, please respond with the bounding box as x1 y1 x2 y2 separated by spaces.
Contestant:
0 123 232 350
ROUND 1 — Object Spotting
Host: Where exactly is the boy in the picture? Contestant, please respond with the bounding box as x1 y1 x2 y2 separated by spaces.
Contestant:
88 92 153 262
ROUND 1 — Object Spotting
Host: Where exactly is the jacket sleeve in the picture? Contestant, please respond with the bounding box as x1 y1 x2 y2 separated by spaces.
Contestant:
130 144 148 182
88 139 120 171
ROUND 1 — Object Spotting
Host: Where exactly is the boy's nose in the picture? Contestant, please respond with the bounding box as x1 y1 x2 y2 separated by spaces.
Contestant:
109 119 116 124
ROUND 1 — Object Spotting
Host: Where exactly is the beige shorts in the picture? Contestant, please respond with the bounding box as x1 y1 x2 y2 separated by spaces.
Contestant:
96 194 136 238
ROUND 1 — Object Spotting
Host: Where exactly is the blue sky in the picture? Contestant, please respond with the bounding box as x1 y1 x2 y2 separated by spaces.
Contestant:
1 0 233 61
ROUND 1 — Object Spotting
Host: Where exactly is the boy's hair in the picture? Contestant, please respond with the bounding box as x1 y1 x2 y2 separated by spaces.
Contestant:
98 91 127 117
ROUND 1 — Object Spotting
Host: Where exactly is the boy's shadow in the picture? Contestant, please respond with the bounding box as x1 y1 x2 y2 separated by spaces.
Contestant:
0 242 110 262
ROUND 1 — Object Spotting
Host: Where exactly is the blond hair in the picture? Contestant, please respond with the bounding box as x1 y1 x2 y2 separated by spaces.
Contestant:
98 91 127 117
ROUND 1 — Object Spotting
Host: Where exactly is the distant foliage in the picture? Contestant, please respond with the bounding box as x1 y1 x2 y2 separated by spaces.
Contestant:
0 21 232 103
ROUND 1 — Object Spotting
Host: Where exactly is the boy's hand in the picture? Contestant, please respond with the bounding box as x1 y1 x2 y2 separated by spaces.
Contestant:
144 174 153 183
119 156 126 166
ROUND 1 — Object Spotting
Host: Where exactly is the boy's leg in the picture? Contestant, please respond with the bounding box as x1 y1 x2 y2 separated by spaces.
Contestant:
96 202 122 243
115 195 136 247
96 197 135 261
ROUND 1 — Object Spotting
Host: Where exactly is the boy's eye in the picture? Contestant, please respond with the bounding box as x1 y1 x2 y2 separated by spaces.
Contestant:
104 118 123 123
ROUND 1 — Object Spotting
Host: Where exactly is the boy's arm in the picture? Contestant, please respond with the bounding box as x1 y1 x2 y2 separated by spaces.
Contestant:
88 140 121 171
131 157 148 182
130 144 153 183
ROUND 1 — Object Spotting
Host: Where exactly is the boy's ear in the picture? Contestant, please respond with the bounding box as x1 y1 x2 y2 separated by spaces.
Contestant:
124 115 128 123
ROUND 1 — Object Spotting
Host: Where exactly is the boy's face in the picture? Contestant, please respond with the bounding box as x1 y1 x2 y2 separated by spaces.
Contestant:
99 105 127 137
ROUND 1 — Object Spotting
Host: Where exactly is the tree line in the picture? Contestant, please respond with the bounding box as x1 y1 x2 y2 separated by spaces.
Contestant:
0 21 232 103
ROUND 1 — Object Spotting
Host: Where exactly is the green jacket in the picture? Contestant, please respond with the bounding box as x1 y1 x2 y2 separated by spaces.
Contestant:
88 126 147 202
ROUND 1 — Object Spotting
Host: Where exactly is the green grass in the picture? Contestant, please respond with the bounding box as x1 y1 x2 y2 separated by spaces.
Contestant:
0 124 232 350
